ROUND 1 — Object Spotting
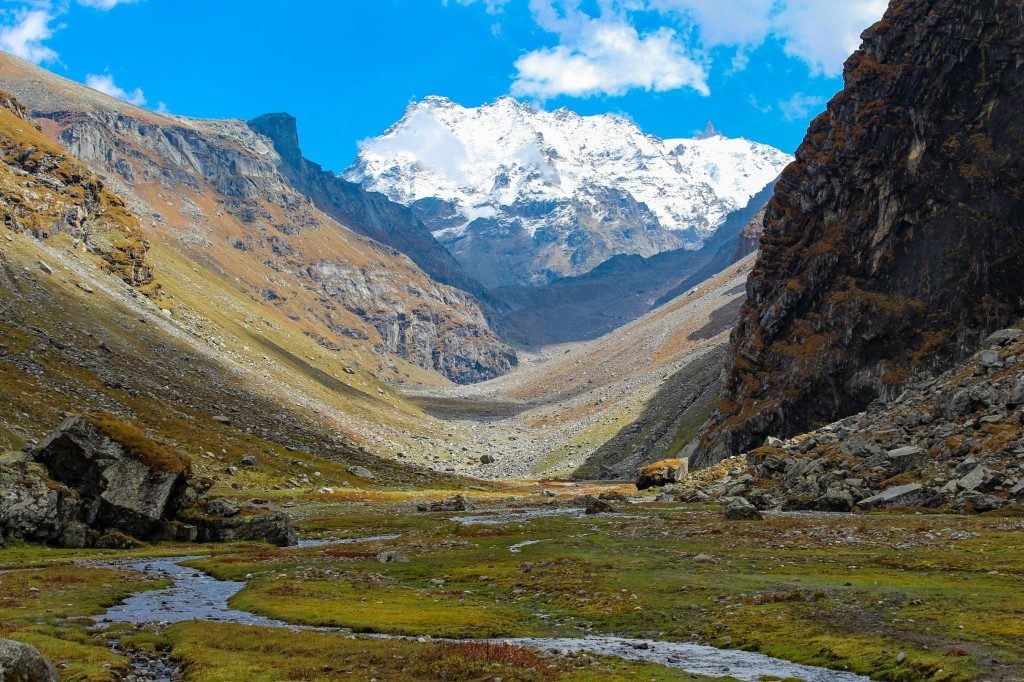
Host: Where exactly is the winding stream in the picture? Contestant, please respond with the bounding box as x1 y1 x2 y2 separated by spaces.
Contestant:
96 537 870 682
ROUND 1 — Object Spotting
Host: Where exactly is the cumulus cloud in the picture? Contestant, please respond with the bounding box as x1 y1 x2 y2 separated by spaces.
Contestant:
447 0 887 102
778 92 825 122
0 8 59 64
85 73 147 106
775 0 888 77
511 1 708 100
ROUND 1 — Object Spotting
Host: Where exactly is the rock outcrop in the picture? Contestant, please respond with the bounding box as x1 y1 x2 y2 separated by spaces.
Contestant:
697 0 1024 465
0 639 58 681
636 459 689 491
0 415 297 547
0 90 155 290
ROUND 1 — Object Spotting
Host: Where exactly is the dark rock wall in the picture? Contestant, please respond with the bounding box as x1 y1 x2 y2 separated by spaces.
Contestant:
697 0 1024 465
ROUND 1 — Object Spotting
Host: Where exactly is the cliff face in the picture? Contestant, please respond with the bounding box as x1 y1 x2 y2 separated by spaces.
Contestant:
0 91 154 290
696 0 1024 465
246 113 483 298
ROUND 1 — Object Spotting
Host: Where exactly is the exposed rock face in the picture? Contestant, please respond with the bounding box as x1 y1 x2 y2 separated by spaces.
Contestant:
0 463 80 545
636 459 689 490
698 0 1024 464
0 639 58 682
247 113 481 296
0 90 154 289
34 415 190 538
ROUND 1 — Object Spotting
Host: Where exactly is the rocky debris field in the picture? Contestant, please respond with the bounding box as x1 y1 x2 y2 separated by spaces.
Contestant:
670 327 1024 516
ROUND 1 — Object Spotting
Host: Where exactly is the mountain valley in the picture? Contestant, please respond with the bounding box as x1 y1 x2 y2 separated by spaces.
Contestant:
1 0 1024 679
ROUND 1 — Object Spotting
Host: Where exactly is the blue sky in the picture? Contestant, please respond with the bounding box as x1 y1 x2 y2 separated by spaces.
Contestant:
0 0 887 172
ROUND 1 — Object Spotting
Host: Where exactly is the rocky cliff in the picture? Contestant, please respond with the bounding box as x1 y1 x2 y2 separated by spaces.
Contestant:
246 113 483 297
0 90 154 290
696 0 1024 465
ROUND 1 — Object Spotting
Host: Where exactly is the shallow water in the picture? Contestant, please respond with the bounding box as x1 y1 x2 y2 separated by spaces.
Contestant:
452 507 587 525
98 543 871 681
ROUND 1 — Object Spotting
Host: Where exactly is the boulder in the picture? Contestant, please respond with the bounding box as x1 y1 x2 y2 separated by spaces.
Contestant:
346 465 376 481
417 494 473 512
857 483 927 510
479 454 495 465
190 509 298 546
204 497 242 518
636 459 688 490
0 464 80 545
0 639 58 681
723 497 763 520
885 446 926 473
33 415 189 539
985 328 1023 346
1010 375 1024 406
377 550 409 563
819 487 855 512
957 465 998 493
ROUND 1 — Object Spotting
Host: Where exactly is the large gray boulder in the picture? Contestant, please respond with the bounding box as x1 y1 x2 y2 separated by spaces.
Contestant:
857 484 928 510
187 509 298 547
34 416 189 538
0 639 58 681
0 464 80 545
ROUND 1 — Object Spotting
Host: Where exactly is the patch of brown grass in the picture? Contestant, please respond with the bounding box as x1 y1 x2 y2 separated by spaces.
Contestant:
84 412 191 475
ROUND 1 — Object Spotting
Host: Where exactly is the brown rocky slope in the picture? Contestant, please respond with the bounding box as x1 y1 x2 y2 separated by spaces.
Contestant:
697 0 1024 466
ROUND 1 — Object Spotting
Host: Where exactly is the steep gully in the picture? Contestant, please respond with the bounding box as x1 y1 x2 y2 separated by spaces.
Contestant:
94 532 868 682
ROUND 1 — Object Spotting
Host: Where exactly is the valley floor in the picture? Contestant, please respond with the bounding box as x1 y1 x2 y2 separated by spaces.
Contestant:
1 486 1021 681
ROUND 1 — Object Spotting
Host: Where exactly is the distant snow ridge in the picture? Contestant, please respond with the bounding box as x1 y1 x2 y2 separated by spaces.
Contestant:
345 96 791 287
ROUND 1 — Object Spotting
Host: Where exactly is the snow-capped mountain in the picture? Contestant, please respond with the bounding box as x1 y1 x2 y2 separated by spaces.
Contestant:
345 96 792 288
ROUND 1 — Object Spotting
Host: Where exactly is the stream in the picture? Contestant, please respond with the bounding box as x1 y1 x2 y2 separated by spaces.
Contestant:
95 536 870 682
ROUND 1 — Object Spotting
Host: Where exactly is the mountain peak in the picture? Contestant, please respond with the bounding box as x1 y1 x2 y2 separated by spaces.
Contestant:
248 112 302 168
696 121 721 139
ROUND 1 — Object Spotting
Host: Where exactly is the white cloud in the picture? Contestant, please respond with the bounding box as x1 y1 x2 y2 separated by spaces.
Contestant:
77 0 142 9
0 8 59 64
511 1 708 100
443 0 510 13
775 0 889 77
646 0 775 48
778 92 825 121
85 73 147 106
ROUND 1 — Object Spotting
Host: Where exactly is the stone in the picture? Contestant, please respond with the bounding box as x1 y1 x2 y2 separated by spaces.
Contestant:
962 494 1012 513
985 328 1023 346
1010 480 1024 497
95 530 145 549
204 497 242 518
857 484 927 510
979 349 1002 368
723 497 763 520
212 415 232 425
238 455 258 468
0 464 80 544
479 454 495 465
1010 375 1024 406
885 446 926 473
957 465 997 492
346 465 376 481
820 487 855 512
417 494 472 512
0 639 58 681
55 521 91 549
189 509 297 546
377 550 409 563
764 436 785 448
34 416 188 539
636 459 688 490
583 497 613 515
